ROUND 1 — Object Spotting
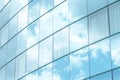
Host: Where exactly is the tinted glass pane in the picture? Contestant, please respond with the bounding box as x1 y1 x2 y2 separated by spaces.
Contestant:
26 71 38 80
39 64 52 80
54 0 65 6
69 0 87 22
90 72 112 80
27 45 38 73
89 8 109 43
108 0 117 4
54 27 69 59
109 1 120 34
39 37 52 67
111 33 120 68
18 0 28 10
70 48 89 80
0 0 3 10
87 0 107 14
70 18 88 52
54 1 69 32
89 39 111 76
0 68 5 80
15 53 26 79
53 56 69 80
113 68 120 80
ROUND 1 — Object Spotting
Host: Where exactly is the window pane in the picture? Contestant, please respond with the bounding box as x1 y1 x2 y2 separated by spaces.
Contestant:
54 27 69 59
27 20 39 48
70 18 88 52
53 56 69 80
108 0 117 4
90 72 112 80
15 53 26 79
26 71 38 80
54 0 65 6
7 37 17 62
87 0 107 14
68 0 87 22
39 64 52 80
109 1 120 34
111 33 120 68
89 8 109 43
0 68 5 80
39 37 52 67
0 0 3 10
40 11 53 40
40 0 53 15
113 68 120 80
54 1 69 32
17 29 27 55
28 0 40 23
5 60 15 80
27 45 38 73
70 48 89 80
89 39 111 76
18 0 28 10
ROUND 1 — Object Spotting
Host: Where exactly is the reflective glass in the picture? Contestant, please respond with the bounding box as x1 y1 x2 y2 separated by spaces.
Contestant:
28 0 40 23
108 0 117 4
5 60 15 80
7 37 17 62
90 72 112 80
87 0 107 14
16 29 27 55
54 1 69 32
40 11 53 40
70 48 89 80
26 71 38 80
111 33 120 68
70 18 88 52
0 0 3 10
15 53 26 79
39 64 52 80
0 68 5 80
27 45 39 73
18 0 28 10
53 56 69 80
54 27 69 59
40 0 53 15
109 1 120 34
27 20 39 48
113 68 120 80
89 39 111 76
69 0 87 22
89 8 109 43
4 0 10 5
18 6 28 31
39 37 53 67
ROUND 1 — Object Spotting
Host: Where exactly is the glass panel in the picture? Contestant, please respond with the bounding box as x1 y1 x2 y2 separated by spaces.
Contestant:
4 0 10 5
15 53 26 79
113 68 120 80
70 48 89 80
0 68 5 80
40 0 53 15
18 0 28 10
89 39 111 76
89 8 109 43
8 16 18 39
27 20 39 48
5 60 15 80
108 0 117 4
68 0 87 22
0 0 3 10
18 6 28 31
87 0 107 14
109 1 120 34
39 37 52 67
26 71 38 80
7 37 17 62
90 72 112 80
27 45 38 73
54 0 65 6
53 56 69 80
38 64 52 80
54 1 69 32
40 11 53 40
111 33 120 68
0 45 7 68
70 18 88 52
54 27 69 59
28 0 40 23
1 24 8 46
16 29 27 55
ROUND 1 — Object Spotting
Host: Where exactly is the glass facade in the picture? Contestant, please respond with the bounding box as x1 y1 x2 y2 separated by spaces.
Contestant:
0 0 120 80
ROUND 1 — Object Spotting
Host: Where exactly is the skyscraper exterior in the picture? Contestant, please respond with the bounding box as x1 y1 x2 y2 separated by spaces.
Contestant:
0 0 120 80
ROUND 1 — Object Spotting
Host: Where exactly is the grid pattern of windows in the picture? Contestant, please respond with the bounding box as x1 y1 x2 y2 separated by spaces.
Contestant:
0 0 120 80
